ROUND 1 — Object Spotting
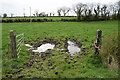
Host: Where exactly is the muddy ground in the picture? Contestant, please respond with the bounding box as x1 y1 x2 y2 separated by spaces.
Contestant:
4 38 90 78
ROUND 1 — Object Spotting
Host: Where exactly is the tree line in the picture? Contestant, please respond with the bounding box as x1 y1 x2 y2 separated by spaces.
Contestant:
3 2 120 21
56 2 119 21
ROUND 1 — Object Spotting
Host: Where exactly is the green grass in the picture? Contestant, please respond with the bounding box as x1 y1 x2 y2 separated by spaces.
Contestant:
2 16 77 20
2 21 118 53
2 20 118 78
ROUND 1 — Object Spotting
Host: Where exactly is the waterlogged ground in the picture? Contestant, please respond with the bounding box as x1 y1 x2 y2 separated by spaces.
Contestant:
4 48 118 78
25 39 81 56
3 38 118 78
2 21 118 78
4 38 87 78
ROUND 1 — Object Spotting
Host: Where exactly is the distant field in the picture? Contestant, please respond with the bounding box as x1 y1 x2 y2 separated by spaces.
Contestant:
2 16 77 20
2 20 118 78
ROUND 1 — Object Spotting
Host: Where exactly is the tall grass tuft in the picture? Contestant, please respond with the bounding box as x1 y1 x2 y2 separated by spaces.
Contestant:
100 33 119 69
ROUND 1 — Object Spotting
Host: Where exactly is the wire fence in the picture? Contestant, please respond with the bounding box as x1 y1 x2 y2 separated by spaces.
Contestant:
16 33 24 58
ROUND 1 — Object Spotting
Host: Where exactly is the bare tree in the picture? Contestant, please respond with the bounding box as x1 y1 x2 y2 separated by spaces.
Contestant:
84 3 94 20
34 9 39 17
94 4 101 20
73 3 86 21
101 4 109 20
57 8 62 16
109 4 114 15
61 7 70 16
53 13 55 16
110 2 119 19
49 12 55 16
39 12 47 17
33 14 35 17
50 13 52 16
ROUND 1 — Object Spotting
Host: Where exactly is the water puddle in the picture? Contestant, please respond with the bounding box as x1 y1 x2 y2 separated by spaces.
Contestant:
25 40 81 56
32 43 55 53
67 40 81 56
25 44 33 48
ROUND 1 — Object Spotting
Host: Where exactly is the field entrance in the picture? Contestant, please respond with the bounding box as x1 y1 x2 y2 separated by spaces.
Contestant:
2 21 118 78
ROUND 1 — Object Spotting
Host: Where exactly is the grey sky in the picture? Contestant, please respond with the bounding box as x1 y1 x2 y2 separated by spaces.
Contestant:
0 0 119 17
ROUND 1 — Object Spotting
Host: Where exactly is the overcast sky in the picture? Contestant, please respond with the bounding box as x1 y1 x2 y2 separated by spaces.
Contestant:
0 0 119 17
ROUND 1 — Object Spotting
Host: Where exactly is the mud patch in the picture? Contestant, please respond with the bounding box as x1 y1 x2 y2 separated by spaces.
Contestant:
25 38 65 53
6 38 90 78
25 38 82 56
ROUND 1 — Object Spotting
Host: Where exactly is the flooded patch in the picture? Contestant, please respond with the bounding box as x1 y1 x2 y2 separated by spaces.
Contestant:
25 39 82 56
32 43 55 53
25 44 33 48
67 40 81 56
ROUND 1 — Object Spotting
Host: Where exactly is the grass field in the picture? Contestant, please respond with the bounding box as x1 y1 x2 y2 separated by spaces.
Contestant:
2 21 118 51
2 20 118 78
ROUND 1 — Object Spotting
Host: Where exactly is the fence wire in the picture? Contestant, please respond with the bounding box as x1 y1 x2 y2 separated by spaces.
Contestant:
16 33 24 58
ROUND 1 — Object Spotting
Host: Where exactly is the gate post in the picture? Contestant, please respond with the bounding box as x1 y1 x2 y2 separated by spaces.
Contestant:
10 30 17 58
93 29 102 56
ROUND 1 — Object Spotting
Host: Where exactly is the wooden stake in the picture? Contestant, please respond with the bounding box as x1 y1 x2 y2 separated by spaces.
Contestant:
10 30 17 58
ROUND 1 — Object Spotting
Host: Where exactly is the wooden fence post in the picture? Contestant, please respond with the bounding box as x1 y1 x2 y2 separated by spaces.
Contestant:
10 30 17 58
93 29 102 56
